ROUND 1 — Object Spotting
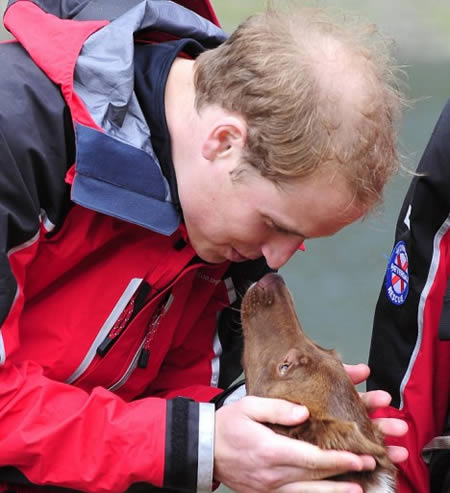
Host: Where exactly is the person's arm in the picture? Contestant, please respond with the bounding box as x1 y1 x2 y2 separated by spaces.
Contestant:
368 100 450 493
0 40 74 353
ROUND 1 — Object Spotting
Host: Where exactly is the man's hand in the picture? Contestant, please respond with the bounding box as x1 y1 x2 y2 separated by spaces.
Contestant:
214 396 376 493
214 364 408 493
344 363 409 463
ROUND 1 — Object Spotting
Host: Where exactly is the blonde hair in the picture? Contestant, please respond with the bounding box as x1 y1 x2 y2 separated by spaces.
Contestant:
193 6 406 210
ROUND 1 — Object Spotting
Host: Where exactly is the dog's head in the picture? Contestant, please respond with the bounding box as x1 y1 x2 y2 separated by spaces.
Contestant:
241 273 348 410
241 273 394 470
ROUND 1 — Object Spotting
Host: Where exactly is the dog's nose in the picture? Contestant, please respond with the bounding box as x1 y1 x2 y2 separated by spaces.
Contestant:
258 273 285 289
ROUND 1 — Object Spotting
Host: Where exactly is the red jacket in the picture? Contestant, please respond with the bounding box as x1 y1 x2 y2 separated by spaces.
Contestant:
368 100 450 493
0 1 268 491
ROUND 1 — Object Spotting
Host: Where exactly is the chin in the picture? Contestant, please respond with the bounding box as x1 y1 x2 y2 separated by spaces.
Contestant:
195 248 227 264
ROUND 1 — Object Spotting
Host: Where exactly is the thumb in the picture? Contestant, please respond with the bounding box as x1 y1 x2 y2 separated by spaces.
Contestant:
241 396 309 426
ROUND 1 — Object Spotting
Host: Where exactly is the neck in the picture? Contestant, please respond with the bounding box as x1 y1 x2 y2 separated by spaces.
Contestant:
165 57 197 145
165 58 205 202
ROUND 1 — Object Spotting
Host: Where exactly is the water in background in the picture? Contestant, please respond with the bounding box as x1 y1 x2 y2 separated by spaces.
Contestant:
1 1 450 491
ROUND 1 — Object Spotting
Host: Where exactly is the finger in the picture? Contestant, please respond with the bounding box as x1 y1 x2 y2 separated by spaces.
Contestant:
242 395 310 425
387 445 409 464
358 389 391 411
278 480 363 493
272 439 376 473
343 363 370 385
267 454 375 485
372 417 408 437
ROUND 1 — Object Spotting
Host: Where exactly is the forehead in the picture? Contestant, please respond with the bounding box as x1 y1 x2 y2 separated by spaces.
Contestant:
257 171 364 239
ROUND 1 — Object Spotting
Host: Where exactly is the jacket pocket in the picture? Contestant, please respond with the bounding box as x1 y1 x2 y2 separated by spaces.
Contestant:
65 278 148 385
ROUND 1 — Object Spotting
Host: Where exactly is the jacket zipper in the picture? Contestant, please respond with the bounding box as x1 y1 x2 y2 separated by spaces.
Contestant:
107 292 174 392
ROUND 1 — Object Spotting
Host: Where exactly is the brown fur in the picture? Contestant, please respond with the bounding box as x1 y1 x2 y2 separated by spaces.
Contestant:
241 273 395 490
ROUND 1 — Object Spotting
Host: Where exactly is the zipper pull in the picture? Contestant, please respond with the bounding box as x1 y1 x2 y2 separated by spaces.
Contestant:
97 335 116 357
97 299 135 356
138 347 150 369
132 281 151 315
97 281 151 357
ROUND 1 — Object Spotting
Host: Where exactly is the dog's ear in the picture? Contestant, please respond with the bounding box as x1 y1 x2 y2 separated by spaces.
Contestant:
287 417 387 459
277 348 310 376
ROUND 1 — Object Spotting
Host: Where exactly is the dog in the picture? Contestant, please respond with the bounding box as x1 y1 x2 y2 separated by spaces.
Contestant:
241 273 396 493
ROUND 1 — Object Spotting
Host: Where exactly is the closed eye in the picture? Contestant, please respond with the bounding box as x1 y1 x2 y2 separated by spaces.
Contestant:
266 219 291 235
264 217 306 239
271 222 289 234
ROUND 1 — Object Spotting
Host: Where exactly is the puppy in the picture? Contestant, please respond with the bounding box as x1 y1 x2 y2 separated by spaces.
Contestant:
241 273 396 493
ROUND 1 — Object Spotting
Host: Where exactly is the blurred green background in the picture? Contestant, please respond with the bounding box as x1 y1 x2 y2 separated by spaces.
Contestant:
2 1 450 492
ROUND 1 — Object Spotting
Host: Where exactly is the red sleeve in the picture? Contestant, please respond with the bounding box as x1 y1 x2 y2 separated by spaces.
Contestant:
0 359 169 491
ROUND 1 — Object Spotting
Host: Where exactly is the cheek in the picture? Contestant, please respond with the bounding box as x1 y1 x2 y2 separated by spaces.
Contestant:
238 214 270 238
184 203 220 237
188 198 269 248
233 226 268 250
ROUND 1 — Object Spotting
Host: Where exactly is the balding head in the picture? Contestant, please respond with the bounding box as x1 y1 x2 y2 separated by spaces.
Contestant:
194 5 405 210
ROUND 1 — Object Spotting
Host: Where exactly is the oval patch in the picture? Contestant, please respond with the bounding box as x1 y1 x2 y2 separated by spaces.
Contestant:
385 241 409 306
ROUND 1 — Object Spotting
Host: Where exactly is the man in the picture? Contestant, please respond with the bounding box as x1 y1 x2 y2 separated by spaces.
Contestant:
368 100 450 493
0 1 406 492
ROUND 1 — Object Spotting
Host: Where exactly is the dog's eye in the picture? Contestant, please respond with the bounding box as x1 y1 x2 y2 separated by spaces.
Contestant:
279 363 291 375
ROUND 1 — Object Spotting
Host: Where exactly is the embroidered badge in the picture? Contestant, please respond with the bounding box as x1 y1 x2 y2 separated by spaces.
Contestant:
385 241 409 305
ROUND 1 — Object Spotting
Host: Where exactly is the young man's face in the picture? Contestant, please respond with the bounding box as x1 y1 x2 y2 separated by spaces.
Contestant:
181 164 365 270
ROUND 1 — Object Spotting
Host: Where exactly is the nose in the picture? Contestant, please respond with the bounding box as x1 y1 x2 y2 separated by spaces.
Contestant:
261 236 304 269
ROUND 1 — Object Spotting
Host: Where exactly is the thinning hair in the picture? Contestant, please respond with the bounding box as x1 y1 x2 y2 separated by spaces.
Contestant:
193 5 406 210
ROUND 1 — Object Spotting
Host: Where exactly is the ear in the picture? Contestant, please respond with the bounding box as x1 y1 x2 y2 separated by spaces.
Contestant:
201 115 247 162
278 348 309 376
